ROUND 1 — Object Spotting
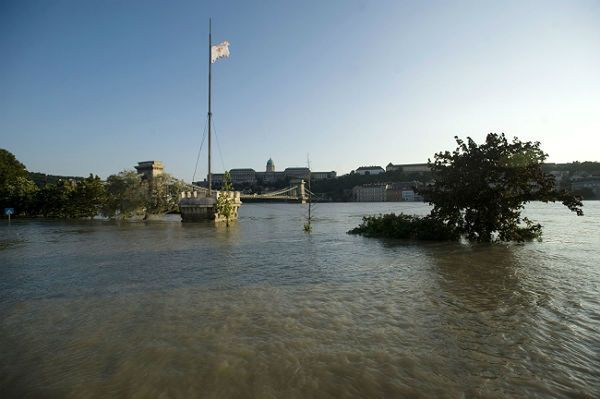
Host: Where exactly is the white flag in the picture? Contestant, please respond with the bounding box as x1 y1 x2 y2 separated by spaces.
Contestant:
211 41 230 63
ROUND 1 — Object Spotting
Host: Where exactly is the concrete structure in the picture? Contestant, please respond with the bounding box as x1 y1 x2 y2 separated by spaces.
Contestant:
386 163 430 173
135 161 164 179
354 166 385 176
179 189 242 222
266 158 275 172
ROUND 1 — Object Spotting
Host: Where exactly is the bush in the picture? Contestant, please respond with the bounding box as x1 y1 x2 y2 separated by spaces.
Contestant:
348 213 460 241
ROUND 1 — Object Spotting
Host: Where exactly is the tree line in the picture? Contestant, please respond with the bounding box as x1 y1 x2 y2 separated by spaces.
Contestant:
0 149 188 219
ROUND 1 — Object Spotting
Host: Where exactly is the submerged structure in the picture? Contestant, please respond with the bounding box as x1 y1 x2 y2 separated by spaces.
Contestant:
179 189 241 223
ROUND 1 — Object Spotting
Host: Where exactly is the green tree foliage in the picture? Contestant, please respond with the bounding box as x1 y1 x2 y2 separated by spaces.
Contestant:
145 173 188 216
145 174 169 216
0 149 28 180
2 176 38 215
1 149 190 219
166 176 189 211
103 170 148 218
0 149 39 214
33 179 77 217
349 213 460 241
215 171 234 226
68 174 107 218
423 133 582 242
350 134 583 242
102 170 187 218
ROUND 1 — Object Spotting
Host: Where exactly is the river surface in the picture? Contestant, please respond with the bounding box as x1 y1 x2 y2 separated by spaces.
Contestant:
1 202 599 398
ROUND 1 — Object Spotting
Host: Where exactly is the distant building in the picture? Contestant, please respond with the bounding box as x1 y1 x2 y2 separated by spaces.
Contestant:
354 166 385 176
229 168 256 185
385 182 423 202
548 170 569 181
352 183 389 202
386 163 430 173
353 181 424 202
208 173 224 185
135 161 164 179
571 178 600 197
256 171 285 183
204 158 337 186
311 171 337 180
254 158 282 183
284 167 310 180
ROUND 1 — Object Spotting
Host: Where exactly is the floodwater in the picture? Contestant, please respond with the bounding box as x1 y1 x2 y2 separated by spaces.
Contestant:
1 202 599 398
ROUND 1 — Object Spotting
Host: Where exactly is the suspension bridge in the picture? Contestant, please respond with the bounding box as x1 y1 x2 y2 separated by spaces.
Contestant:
185 180 319 203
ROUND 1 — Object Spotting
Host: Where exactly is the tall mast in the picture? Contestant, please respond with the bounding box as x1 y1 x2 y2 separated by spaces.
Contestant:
304 154 312 232
207 18 212 195
308 156 311 228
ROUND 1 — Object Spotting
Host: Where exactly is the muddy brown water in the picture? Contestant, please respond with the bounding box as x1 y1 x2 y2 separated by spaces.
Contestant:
1 202 599 398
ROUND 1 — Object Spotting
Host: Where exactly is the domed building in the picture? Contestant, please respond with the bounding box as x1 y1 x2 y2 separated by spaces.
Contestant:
266 158 275 172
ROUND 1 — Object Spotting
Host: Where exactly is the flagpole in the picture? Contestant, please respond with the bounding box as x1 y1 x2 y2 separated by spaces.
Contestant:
207 18 212 196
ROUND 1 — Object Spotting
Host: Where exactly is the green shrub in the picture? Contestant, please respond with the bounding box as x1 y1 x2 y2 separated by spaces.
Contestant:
348 213 460 241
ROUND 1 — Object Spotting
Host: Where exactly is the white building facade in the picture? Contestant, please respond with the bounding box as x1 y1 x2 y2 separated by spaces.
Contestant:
354 166 385 176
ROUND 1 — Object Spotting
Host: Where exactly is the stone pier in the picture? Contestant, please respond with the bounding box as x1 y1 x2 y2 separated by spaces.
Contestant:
179 190 241 222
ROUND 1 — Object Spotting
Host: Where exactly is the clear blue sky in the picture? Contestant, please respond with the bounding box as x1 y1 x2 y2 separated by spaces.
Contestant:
1 0 599 180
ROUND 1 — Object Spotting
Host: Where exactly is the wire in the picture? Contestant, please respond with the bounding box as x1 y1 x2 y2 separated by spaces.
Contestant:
192 117 209 183
211 119 227 172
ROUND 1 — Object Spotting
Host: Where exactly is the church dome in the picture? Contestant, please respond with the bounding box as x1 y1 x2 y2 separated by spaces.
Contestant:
266 158 275 172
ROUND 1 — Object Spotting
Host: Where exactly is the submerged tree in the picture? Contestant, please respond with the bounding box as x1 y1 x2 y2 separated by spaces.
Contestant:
68 174 107 218
102 170 148 219
33 179 77 217
0 149 38 215
350 133 583 242
423 133 582 241
145 173 188 216
215 171 234 226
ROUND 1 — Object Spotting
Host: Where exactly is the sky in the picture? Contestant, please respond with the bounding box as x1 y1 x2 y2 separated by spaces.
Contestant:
1 0 599 181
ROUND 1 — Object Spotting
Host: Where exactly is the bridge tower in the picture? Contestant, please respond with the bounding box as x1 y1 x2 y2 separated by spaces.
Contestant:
299 180 307 204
